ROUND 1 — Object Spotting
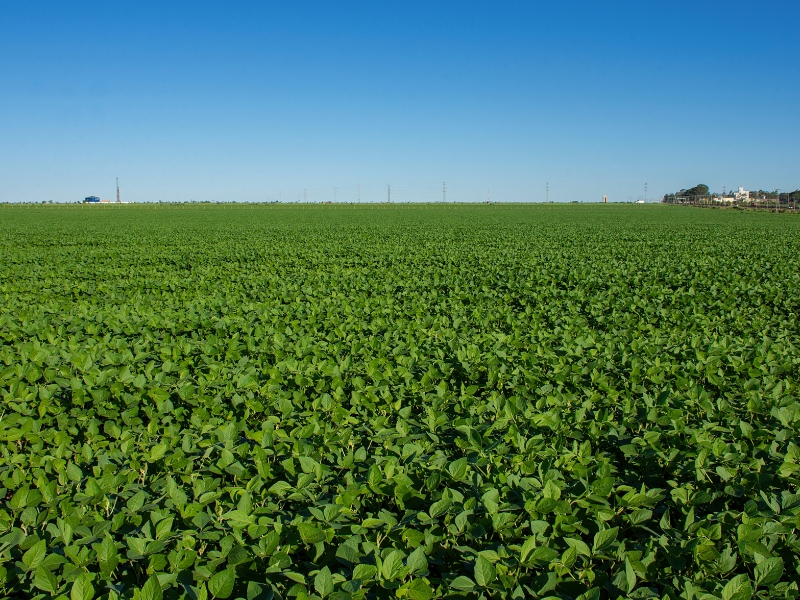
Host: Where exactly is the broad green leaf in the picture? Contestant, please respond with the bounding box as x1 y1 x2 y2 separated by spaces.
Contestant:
564 537 591 556
22 540 47 570
71 573 95 600
33 566 59 593
314 566 334 598
625 556 636 593
353 564 377 580
335 541 361 564
755 557 783 587
542 480 561 500
474 555 496 587
297 523 325 544
155 517 174 540
406 578 434 600
429 496 451 518
520 536 537 563
208 568 236 599
382 549 405 580
450 576 475 591
140 575 163 600
722 574 752 600
448 458 468 481
406 547 428 575
593 527 618 553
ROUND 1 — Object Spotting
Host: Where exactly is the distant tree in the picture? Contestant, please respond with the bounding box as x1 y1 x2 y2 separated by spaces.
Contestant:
681 184 709 197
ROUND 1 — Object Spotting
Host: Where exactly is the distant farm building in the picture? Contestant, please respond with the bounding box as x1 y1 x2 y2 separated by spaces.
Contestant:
84 196 100 203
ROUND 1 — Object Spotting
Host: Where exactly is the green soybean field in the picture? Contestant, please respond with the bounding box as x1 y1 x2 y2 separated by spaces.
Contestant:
1 203 799 600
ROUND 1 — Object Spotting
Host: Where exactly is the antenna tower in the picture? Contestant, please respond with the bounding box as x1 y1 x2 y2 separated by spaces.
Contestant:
116 178 120 203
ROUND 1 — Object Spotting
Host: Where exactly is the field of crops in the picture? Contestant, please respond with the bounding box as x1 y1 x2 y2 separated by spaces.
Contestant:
1 203 799 600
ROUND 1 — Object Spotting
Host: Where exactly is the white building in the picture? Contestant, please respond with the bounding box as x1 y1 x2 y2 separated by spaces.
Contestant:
734 187 750 202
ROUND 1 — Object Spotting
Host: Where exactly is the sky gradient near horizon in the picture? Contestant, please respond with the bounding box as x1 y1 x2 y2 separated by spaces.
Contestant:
1 1 798 204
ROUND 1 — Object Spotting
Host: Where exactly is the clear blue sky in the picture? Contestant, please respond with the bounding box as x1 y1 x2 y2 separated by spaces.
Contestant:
1 1 798 203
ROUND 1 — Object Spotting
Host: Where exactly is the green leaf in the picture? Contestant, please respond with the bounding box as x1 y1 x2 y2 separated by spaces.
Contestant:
314 566 334 598
755 557 783 587
66 462 83 482
127 491 147 512
450 576 475 591
576 588 601 600
353 564 377 580
208 568 236 599
520 536 537 563
71 573 95 600
564 537 591 556
429 496 451 518
592 527 618 553
448 457 468 481
155 516 174 540
98 535 118 563
297 523 325 544
474 555 496 587
406 578 434 600
625 556 637 593
149 443 168 462
22 539 47 570
381 549 405 580
722 574 752 600
33 566 59 593
267 481 293 495
140 575 163 600
406 547 428 575
543 480 561 500
335 541 361 564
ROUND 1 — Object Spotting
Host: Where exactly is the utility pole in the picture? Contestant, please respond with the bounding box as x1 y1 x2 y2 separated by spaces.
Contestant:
443 182 446 203
116 178 120 203
644 183 647 204
487 189 490 203
387 184 391 203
